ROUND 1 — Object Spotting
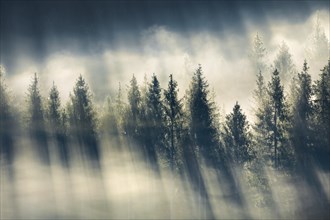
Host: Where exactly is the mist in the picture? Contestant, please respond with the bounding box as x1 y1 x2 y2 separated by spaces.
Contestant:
2 135 329 219
3 9 329 117
1 1 330 219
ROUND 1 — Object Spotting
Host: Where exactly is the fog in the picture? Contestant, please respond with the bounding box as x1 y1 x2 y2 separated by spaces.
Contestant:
2 134 329 219
1 1 330 219
3 10 329 118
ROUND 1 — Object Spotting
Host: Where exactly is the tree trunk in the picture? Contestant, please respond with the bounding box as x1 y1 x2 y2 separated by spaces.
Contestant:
274 109 278 169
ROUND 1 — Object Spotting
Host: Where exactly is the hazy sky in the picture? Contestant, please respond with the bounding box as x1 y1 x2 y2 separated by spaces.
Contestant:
1 0 329 117
1 0 328 72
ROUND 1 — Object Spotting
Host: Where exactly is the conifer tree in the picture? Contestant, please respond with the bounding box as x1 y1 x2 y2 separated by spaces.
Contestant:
274 42 296 83
308 15 330 63
249 33 268 74
138 74 149 143
164 74 184 171
223 102 252 166
125 75 141 140
290 60 313 168
47 83 69 165
188 65 220 165
0 67 15 164
267 69 290 168
27 73 49 163
115 82 125 132
143 74 164 164
47 83 61 129
68 75 99 162
253 71 274 162
313 60 330 169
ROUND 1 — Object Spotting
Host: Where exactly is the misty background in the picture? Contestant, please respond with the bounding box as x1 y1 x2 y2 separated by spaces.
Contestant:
1 1 330 219
1 0 329 116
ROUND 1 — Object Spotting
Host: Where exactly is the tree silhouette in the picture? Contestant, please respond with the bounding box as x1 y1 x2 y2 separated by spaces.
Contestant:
143 74 164 166
267 69 290 169
224 102 252 166
47 82 69 166
274 42 296 83
125 75 142 141
68 75 99 164
0 68 16 165
115 82 125 133
253 71 274 165
187 65 220 165
313 60 330 169
163 74 184 171
27 73 49 163
307 14 330 64
249 33 268 74
290 60 313 169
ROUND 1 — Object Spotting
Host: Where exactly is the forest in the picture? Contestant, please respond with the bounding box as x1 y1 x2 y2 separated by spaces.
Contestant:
1 57 330 219
1 6 330 219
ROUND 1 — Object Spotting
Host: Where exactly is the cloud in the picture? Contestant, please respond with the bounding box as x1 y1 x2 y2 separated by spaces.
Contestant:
3 9 329 120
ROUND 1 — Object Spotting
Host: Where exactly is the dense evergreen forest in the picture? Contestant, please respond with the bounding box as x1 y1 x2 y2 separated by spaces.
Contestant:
1 55 330 218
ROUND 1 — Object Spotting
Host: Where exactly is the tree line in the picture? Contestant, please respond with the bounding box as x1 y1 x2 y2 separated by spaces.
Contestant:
1 59 329 173
1 59 329 217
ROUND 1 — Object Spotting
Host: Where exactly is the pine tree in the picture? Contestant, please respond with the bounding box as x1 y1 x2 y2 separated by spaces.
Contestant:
164 74 184 171
309 14 330 63
313 60 330 169
249 33 268 74
0 67 16 164
252 71 273 163
125 75 141 140
251 70 285 209
224 102 252 166
143 74 164 164
115 82 125 133
68 75 99 163
267 69 290 169
291 61 313 166
47 82 69 165
188 65 220 165
26 73 49 163
47 82 62 133
274 42 296 83
254 71 267 105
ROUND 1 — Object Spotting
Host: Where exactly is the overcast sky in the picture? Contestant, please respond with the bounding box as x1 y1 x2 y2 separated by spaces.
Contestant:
1 0 328 73
1 0 329 117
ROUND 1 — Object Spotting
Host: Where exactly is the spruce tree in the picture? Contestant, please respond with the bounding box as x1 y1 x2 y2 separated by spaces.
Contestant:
27 73 49 163
47 82 69 165
125 75 141 140
249 33 268 74
188 65 220 165
144 74 164 164
253 71 274 163
223 102 252 166
47 83 61 132
68 75 99 162
267 69 290 169
309 15 330 63
290 60 313 168
164 74 184 171
274 42 296 83
115 82 125 133
313 60 330 169
0 67 15 164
